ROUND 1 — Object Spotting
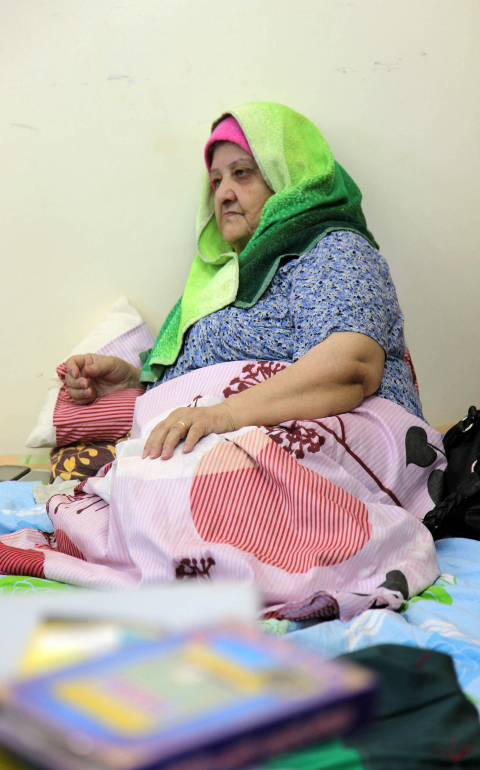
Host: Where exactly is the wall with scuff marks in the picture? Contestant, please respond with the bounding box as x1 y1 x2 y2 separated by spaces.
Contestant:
1 0 479 452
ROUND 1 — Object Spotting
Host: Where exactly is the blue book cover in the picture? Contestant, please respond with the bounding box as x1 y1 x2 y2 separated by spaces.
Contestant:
0 624 376 770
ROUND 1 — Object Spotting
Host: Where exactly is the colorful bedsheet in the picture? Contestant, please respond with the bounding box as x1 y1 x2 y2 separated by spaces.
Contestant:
0 360 444 623
272 537 480 714
0 574 74 596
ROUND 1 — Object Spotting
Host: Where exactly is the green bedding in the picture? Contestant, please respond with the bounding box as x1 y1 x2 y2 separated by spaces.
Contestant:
0 575 75 596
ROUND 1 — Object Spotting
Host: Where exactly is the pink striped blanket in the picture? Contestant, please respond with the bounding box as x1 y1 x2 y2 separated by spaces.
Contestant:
0 361 445 622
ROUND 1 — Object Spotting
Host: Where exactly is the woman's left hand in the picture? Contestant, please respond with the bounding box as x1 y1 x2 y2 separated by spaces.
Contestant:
142 403 236 461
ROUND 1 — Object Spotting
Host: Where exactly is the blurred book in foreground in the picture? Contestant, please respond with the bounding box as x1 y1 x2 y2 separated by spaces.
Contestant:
0 624 376 770
19 618 162 678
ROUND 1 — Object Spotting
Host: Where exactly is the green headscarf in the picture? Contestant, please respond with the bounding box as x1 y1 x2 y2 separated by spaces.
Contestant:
140 101 377 383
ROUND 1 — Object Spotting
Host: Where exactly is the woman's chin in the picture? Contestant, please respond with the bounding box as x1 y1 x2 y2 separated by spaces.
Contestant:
222 231 245 251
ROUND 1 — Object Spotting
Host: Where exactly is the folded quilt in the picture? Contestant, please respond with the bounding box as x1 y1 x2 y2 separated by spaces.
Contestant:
0 361 445 622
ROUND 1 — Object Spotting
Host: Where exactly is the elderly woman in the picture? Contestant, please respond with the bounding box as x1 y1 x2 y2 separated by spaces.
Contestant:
66 102 422 459
2 102 443 621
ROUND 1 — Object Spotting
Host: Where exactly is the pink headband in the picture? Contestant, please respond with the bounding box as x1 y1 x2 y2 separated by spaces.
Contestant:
204 116 253 173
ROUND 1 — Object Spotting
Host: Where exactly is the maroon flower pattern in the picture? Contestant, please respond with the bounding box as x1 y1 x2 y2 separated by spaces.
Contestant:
265 423 326 460
175 557 215 580
222 360 288 398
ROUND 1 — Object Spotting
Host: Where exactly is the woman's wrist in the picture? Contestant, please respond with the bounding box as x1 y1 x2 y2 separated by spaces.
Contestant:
217 400 239 432
127 365 146 391
222 390 267 430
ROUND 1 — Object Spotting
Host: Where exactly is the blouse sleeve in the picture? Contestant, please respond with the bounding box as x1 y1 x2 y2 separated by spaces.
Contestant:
290 231 403 362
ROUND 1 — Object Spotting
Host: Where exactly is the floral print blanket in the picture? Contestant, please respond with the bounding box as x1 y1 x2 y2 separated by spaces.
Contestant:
0 361 446 622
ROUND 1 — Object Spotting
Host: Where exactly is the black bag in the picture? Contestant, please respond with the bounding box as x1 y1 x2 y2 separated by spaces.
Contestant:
423 406 480 541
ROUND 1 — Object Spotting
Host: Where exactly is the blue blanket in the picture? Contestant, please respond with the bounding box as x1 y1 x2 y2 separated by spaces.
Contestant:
0 482 54 535
275 538 480 714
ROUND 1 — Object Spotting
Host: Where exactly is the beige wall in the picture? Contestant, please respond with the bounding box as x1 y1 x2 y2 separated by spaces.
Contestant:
1 0 479 452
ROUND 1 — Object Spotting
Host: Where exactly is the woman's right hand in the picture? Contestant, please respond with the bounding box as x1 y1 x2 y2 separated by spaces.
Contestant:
64 354 143 405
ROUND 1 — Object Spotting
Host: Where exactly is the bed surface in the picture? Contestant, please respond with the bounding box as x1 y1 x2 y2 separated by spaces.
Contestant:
2 448 479 719
272 537 480 715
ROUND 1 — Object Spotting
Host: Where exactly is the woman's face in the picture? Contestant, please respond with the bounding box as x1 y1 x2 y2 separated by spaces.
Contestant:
210 142 274 254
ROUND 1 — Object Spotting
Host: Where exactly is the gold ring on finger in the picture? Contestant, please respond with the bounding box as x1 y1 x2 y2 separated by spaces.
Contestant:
177 420 188 435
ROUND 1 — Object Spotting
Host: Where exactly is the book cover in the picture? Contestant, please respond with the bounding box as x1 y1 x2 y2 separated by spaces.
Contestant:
0 624 376 770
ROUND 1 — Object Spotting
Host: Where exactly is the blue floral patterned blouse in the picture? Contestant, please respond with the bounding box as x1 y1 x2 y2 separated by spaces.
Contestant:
151 230 423 420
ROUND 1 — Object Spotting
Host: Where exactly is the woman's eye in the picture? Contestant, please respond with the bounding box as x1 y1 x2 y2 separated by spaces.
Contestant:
234 169 247 178
211 178 221 189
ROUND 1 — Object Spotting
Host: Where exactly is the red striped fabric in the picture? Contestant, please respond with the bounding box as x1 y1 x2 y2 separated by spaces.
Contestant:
191 429 371 573
55 530 86 561
54 363 144 445
0 541 45 578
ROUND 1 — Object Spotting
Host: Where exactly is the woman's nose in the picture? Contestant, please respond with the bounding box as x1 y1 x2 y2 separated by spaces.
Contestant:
215 179 236 201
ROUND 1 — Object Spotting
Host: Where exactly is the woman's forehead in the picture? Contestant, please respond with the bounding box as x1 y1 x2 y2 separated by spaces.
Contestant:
210 142 256 172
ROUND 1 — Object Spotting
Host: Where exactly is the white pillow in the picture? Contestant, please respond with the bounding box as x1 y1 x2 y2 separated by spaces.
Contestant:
26 297 154 448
